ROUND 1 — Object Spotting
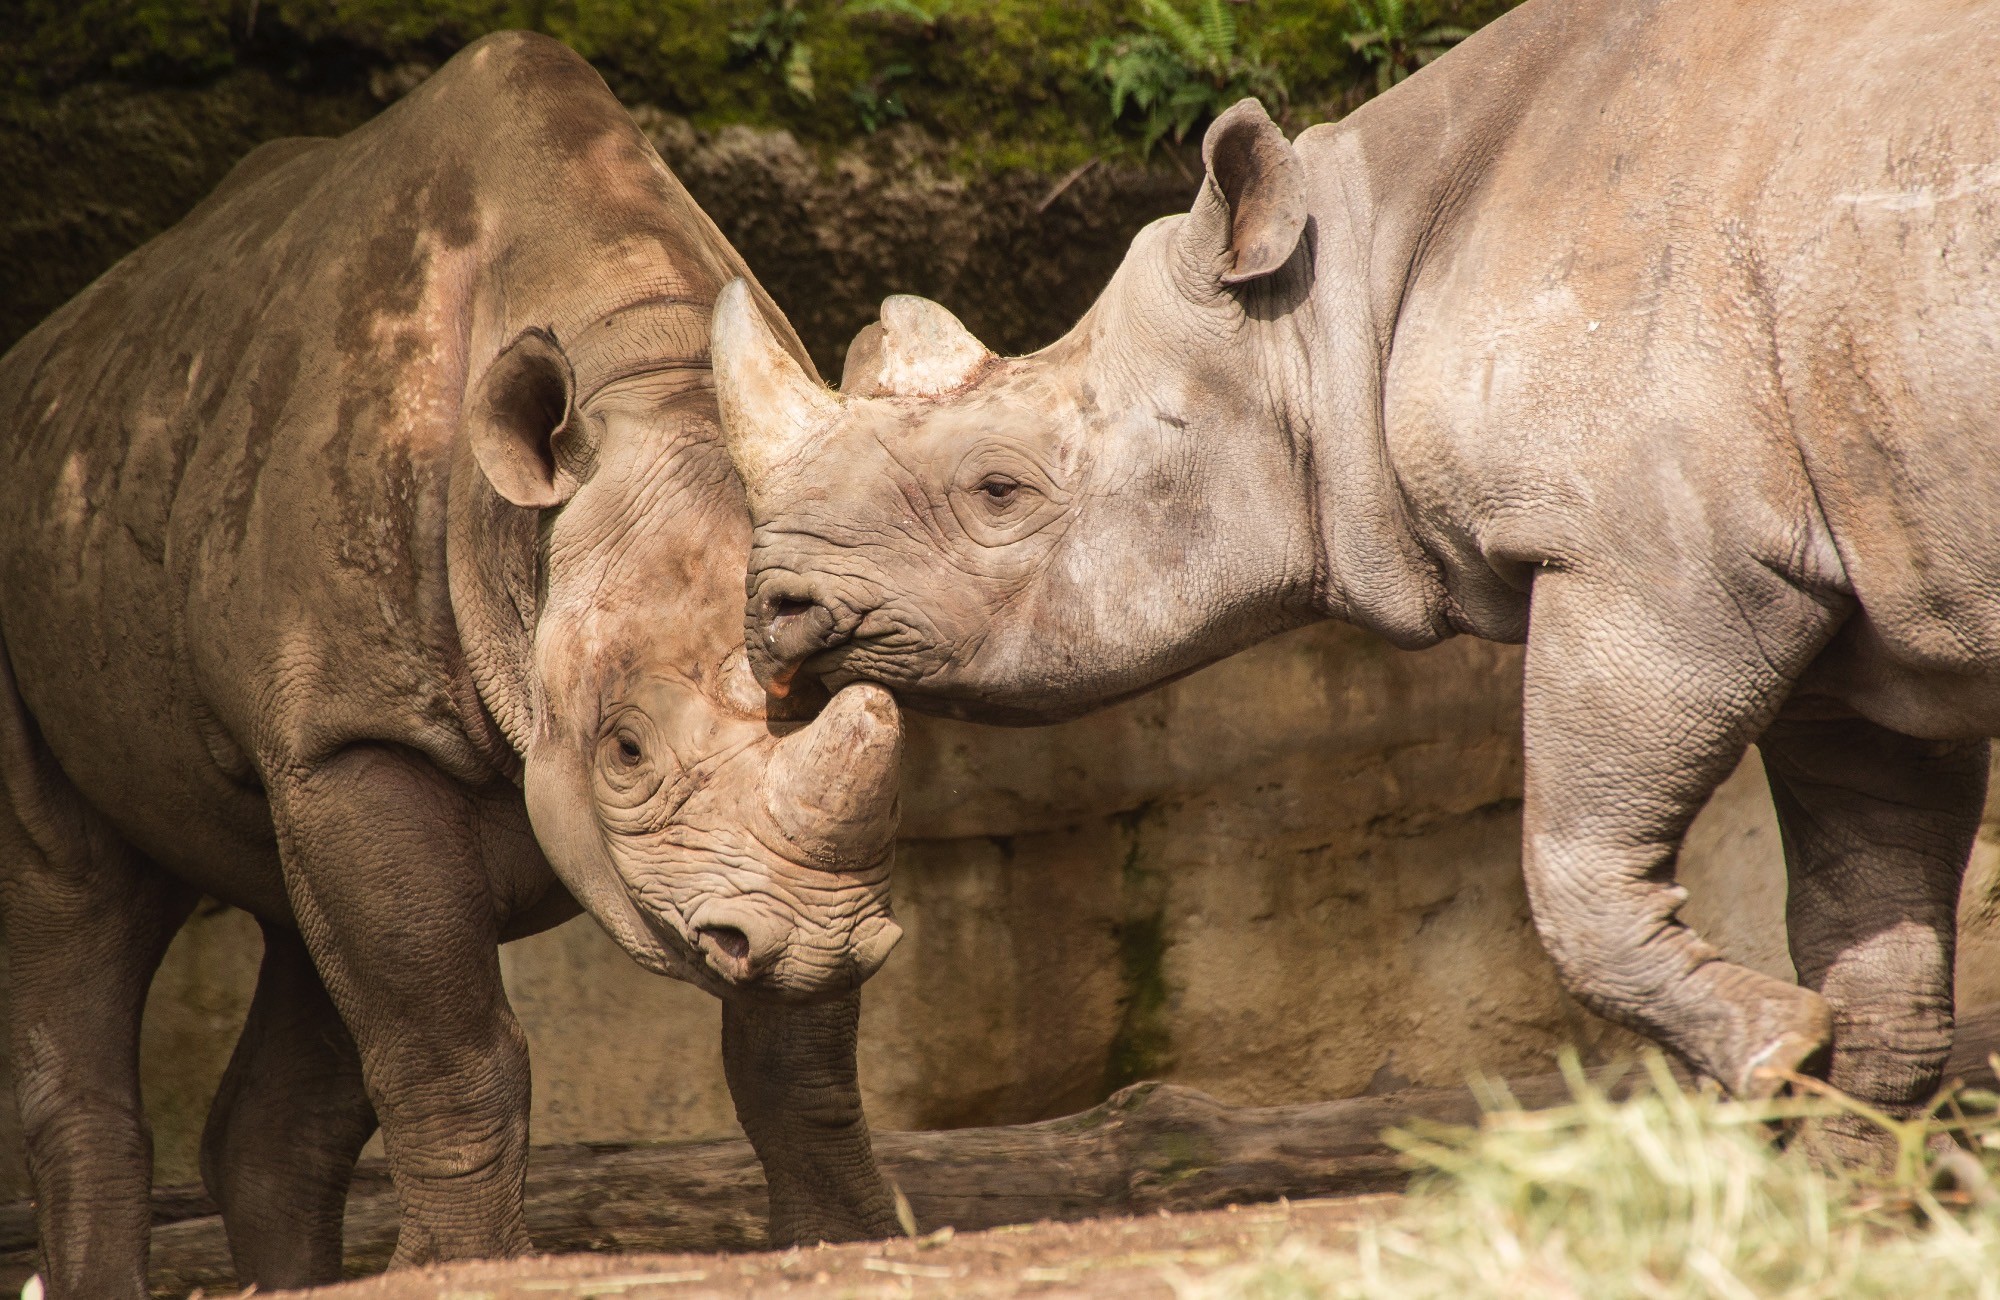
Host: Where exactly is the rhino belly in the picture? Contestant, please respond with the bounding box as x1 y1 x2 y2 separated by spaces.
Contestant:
1794 609 2000 742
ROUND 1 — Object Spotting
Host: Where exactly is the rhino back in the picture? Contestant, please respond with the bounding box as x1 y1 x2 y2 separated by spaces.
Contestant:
1364 0 2000 681
0 31 752 901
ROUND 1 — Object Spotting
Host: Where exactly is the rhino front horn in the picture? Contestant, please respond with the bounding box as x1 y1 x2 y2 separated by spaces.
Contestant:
762 683 903 872
712 278 841 493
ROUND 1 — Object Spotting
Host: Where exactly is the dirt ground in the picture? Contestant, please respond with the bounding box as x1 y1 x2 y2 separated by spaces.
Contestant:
252 1196 1397 1299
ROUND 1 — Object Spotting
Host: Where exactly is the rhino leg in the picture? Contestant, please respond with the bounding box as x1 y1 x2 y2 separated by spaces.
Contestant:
1761 717 1985 1161
0 667 196 1299
722 992 901 1245
201 918 377 1289
270 745 532 1268
1520 568 1841 1098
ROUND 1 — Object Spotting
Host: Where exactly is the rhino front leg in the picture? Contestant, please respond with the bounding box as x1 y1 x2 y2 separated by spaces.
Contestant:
1521 567 1841 1097
271 745 532 1268
723 992 900 1245
201 918 378 1289
0 782 195 1298
1761 716 1985 1159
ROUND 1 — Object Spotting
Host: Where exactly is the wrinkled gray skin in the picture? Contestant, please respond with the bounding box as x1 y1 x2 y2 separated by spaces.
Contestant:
719 0 2000 1158
0 33 904 1300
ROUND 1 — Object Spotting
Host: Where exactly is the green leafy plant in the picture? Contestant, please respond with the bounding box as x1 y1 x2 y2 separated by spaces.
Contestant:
843 0 945 133
1344 0 1471 95
1089 0 1286 155
729 0 815 102
849 60 912 131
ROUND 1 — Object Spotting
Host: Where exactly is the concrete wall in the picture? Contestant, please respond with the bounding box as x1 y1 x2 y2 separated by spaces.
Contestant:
6 621 1998 1198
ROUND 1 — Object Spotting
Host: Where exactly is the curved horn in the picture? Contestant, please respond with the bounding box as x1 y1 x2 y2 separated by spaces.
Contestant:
712 278 840 492
762 683 903 872
848 295 993 398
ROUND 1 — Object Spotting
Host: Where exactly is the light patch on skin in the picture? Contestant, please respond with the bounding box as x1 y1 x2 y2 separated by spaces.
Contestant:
585 131 669 216
1833 162 2000 213
55 452 88 533
375 237 484 452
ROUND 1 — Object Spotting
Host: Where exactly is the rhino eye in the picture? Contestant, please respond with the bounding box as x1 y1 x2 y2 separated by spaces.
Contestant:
614 732 643 765
976 476 1019 504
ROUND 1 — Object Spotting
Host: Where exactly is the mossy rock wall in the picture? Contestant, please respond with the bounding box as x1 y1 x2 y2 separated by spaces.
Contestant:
0 66 1195 374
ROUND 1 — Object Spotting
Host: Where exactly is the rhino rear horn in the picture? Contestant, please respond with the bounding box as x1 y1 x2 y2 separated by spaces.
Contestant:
842 296 993 399
762 683 903 873
712 279 841 495
1178 98 1307 291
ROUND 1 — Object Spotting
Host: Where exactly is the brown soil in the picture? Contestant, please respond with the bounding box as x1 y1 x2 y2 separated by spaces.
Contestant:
258 1195 1396 1300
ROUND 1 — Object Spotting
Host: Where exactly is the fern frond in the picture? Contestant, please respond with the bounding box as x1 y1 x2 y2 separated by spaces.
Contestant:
1141 0 1209 64
1198 0 1235 60
783 41 814 100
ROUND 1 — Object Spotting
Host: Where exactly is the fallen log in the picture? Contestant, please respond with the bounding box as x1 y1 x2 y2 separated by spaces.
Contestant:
5 1004 1997 1296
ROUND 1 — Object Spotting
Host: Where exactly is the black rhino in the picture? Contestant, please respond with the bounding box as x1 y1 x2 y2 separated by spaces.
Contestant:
715 0 2000 1161
0 31 902 1299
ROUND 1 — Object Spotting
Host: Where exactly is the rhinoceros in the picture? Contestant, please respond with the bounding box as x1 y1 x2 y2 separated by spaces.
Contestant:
713 0 2000 1154
0 31 904 1299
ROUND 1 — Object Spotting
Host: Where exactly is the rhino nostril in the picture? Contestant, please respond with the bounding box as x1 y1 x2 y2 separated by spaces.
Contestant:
699 925 751 962
770 597 816 622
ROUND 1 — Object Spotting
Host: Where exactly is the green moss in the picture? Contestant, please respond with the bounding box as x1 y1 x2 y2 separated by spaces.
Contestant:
4 1 1521 157
1105 808 1174 1092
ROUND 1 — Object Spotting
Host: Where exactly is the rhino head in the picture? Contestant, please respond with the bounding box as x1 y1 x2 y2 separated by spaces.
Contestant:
450 309 903 1001
712 101 1339 725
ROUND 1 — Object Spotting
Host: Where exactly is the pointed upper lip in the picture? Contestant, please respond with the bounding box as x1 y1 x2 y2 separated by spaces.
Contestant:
754 597 844 694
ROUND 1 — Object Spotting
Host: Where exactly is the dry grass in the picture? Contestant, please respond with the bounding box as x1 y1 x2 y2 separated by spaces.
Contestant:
1183 1054 2000 1300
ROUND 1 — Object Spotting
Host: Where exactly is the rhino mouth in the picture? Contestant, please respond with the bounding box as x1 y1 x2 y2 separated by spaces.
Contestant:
702 922 752 962
755 621 944 707
684 896 782 986
621 887 748 990
629 871 900 1001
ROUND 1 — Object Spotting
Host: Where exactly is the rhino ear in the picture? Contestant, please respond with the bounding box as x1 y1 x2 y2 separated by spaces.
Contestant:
1178 99 1307 290
466 327 590 510
844 296 992 398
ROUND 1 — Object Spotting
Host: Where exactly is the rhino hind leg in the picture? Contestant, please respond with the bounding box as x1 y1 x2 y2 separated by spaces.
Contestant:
1761 716 1986 1163
722 992 901 1245
201 918 377 1290
0 646 198 1300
